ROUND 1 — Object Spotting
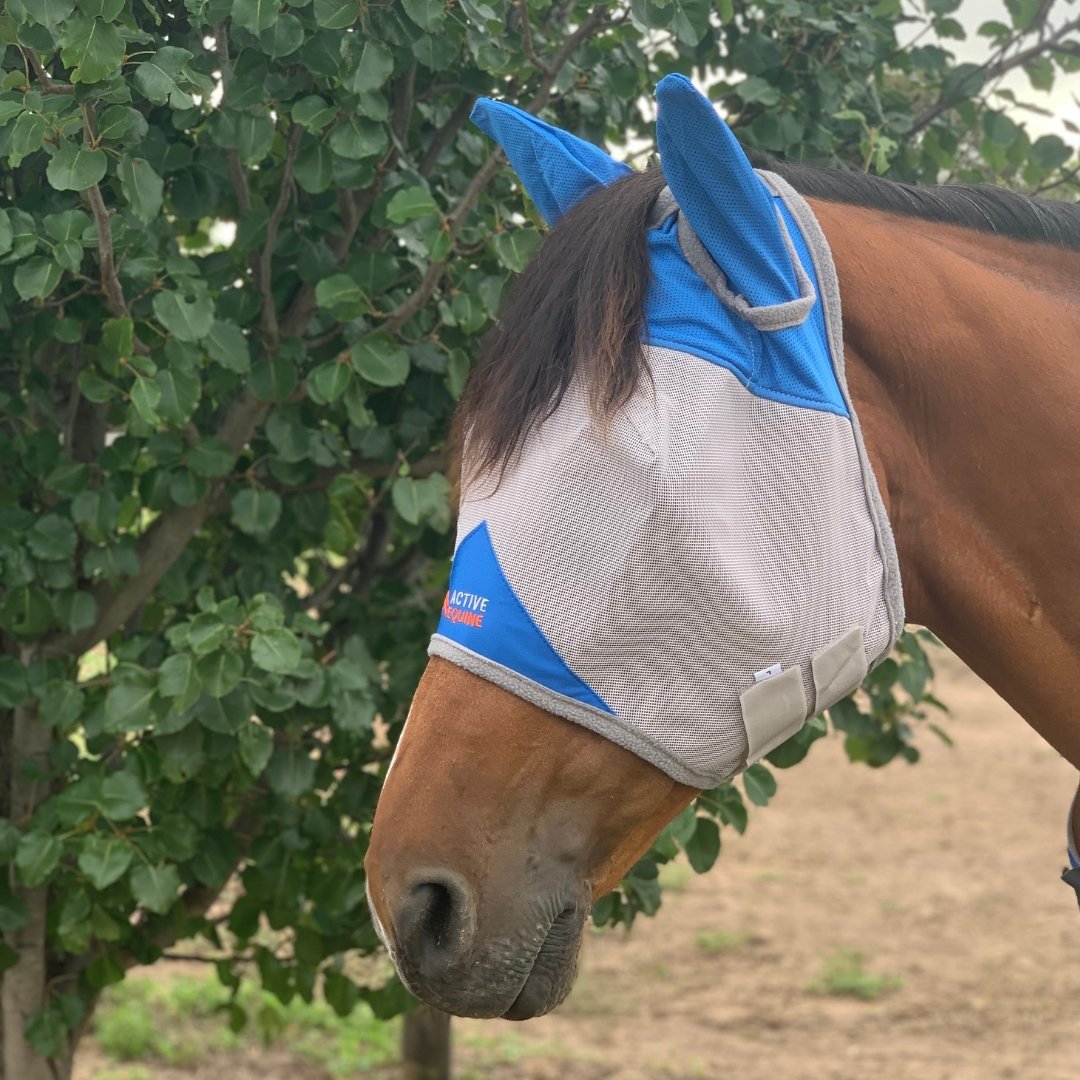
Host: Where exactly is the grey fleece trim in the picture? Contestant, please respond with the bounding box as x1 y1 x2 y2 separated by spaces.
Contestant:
649 186 815 330
429 635 722 789
757 170 906 657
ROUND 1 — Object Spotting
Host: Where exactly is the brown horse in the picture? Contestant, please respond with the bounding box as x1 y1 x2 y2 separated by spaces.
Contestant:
366 124 1080 1019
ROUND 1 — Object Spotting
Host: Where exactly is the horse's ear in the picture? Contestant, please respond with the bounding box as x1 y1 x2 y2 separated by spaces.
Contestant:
655 74 800 308
470 99 632 226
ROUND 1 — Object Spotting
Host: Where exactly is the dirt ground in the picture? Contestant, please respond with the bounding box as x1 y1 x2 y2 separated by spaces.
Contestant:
78 652 1080 1079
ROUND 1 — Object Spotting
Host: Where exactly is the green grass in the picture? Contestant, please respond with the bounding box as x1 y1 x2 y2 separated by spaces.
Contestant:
92 972 400 1075
694 929 750 954
808 949 902 1001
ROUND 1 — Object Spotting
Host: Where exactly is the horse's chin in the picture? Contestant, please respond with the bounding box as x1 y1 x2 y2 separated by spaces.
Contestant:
500 906 586 1020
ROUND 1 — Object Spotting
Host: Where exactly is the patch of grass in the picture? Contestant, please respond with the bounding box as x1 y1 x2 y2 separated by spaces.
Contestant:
695 929 750 954
91 1068 155 1080
808 949 902 1001
92 972 400 1075
657 860 693 893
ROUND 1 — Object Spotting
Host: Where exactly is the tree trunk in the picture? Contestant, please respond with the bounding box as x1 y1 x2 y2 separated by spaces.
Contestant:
1 656 62 1080
402 1005 451 1080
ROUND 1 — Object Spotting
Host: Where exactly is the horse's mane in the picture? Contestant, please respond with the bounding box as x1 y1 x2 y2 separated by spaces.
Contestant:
460 161 1080 479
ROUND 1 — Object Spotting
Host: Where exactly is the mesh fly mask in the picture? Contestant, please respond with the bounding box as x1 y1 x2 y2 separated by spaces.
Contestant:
428 76 904 789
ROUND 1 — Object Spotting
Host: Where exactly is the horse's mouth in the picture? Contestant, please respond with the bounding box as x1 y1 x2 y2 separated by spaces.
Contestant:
500 901 588 1021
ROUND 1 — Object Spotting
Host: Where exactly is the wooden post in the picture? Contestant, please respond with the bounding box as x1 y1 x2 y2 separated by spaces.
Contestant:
402 1004 451 1080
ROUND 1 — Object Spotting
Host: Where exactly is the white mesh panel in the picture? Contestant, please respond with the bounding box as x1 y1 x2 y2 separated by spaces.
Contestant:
457 346 893 782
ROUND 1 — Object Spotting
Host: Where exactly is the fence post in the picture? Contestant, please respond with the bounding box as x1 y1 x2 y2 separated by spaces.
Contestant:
402 1004 451 1080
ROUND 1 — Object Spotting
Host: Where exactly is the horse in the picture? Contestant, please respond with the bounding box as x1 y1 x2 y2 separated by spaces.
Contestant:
365 76 1080 1022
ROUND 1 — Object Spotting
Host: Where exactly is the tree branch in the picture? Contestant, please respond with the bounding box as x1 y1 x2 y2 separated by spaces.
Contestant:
26 50 73 94
258 124 303 347
517 0 551 73
80 103 128 318
906 11 1080 139
419 94 477 178
378 4 612 337
213 24 251 215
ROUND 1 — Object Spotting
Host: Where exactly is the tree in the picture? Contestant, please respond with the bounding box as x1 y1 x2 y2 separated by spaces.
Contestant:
0 0 1075 1076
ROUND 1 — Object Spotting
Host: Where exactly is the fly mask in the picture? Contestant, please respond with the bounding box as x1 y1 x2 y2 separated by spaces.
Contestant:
428 75 904 788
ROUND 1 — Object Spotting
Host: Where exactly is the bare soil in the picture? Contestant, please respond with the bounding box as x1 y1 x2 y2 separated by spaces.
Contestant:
78 652 1080 1078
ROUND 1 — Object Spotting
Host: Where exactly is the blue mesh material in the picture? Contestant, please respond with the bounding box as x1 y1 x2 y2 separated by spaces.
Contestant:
656 74 800 308
469 99 631 226
645 208 849 416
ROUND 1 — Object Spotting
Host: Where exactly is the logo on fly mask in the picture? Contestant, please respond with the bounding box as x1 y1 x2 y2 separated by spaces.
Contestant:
435 522 612 714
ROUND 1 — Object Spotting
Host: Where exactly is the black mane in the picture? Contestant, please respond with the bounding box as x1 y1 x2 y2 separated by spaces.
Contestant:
756 153 1080 252
459 160 1079 479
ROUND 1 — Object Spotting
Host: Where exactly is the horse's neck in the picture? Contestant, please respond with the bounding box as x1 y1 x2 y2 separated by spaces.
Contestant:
811 198 1080 769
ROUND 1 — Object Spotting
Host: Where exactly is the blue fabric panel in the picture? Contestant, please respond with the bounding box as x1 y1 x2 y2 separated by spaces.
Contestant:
655 75 800 309
470 99 632 226
643 213 849 417
436 521 614 714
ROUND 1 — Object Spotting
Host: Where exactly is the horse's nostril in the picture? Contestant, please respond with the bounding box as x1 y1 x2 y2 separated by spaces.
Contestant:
413 882 454 948
396 871 477 975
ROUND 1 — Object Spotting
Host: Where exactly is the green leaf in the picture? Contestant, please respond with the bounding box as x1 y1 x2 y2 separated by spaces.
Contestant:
308 360 351 403
15 831 63 888
24 0 76 27
104 670 158 732
117 156 164 224
315 273 364 312
155 365 201 425
328 117 387 160
130 862 181 915
401 0 444 30
350 333 410 387
153 290 214 342
60 14 125 84
392 474 451 530
232 0 280 33
260 13 304 57
27 514 77 561
251 628 302 675
216 110 275 165
265 745 316 799
239 721 274 776
14 257 62 301
205 320 251 372
130 376 162 425
53 590 97 634
492 228 541 273
0 657 29 708
46 142 108 192
158 652 201 711
196 651 243 698
742 762 778 807
0 586 52 638
100 772 148 820
186 437 235 478
231 488 282 535
81 0 124 17
134 47 195 109
683 816 721 873
313 0 357 29
294 142 334 193
78 834 134 889
292 96 336 132
386 185 438 224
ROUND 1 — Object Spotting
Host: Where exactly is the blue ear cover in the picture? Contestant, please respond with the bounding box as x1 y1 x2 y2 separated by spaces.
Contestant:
655 74 800 308
470 99 632 226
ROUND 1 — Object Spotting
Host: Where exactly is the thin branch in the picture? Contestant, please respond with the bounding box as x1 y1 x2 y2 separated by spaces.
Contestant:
419 94 477 178
258 123 303 347
81 103 127 318
906 11 1080 139
26 49 73 94
213 24 251 215
1032 162 1080 195
391 60 418 146
378 4 612 337
517 0 551 73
